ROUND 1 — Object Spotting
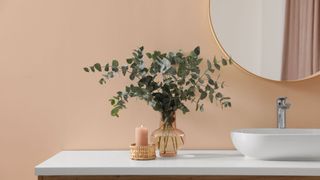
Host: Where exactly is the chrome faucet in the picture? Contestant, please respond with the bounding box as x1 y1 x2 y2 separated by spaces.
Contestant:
277 97 291 129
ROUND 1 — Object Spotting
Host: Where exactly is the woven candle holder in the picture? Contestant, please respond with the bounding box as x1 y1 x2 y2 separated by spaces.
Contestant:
130 143 156 160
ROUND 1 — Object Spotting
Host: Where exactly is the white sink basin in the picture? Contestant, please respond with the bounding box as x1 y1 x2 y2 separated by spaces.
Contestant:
231 128 320 161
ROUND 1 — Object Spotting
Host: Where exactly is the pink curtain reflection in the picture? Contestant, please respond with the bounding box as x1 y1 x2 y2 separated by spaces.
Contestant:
282 0 320 80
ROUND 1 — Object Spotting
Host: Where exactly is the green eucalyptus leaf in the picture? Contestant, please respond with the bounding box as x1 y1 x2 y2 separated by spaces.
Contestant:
117 91 123 96
227 102 232 107
121 66 128 76
177 64 186 77
104 64 109 71
83 67 90 72
146 52 152 58
129 73 135 80
109 99 116 105
221 81 225 88
112 67 119 72
190 79 196 85
199 104 204 112
125 86 131 93
208 79 215 85
126 58 133 64
222 58 228 66
229 58 233 64
194 46 200 56
213 57 221 70
111 108 119 117
220 97 231 102
112 60 119 67
222 101 232 108
209 93 214 103
99 78 106 84
191 74 198 79
103 71 114 79
215 92 223 99
180 103 190 114
205 85 211 92
94 63 102 71
200 91 207 100
207 60 212 70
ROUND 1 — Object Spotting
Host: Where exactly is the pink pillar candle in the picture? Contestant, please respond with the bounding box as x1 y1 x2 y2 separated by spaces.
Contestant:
135 125 148 146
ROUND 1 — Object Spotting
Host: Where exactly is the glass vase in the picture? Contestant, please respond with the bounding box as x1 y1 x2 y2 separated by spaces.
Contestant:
151 112 185 157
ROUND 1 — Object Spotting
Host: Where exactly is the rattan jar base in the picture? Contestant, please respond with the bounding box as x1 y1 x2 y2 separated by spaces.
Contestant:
130 143 156 160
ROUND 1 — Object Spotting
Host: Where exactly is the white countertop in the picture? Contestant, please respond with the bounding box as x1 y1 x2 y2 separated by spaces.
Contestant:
35 150 320 176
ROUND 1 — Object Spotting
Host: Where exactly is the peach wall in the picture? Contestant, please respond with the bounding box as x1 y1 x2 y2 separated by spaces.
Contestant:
0 0 320 180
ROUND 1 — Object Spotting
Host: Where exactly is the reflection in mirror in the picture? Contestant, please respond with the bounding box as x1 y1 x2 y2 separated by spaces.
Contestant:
210 0 320 81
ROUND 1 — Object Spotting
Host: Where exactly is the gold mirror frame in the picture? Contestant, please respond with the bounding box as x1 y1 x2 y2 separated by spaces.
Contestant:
208 0 320 82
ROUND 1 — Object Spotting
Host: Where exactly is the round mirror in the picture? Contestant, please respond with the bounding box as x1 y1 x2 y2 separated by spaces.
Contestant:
210 0 320 81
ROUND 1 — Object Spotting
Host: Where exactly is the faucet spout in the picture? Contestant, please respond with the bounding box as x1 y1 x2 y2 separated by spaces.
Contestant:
277 97 290 129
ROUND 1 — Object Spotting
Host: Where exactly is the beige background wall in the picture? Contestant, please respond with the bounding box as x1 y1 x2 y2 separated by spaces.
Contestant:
0 0 319 180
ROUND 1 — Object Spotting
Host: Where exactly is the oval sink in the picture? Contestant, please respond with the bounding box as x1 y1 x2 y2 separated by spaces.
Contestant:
231 128 320 161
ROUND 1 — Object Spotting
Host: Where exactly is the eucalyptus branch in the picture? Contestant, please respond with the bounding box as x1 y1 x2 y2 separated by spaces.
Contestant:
84 46 232 118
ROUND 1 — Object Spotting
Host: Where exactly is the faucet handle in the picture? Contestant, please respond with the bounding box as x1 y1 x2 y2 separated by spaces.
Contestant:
277 97 291 108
